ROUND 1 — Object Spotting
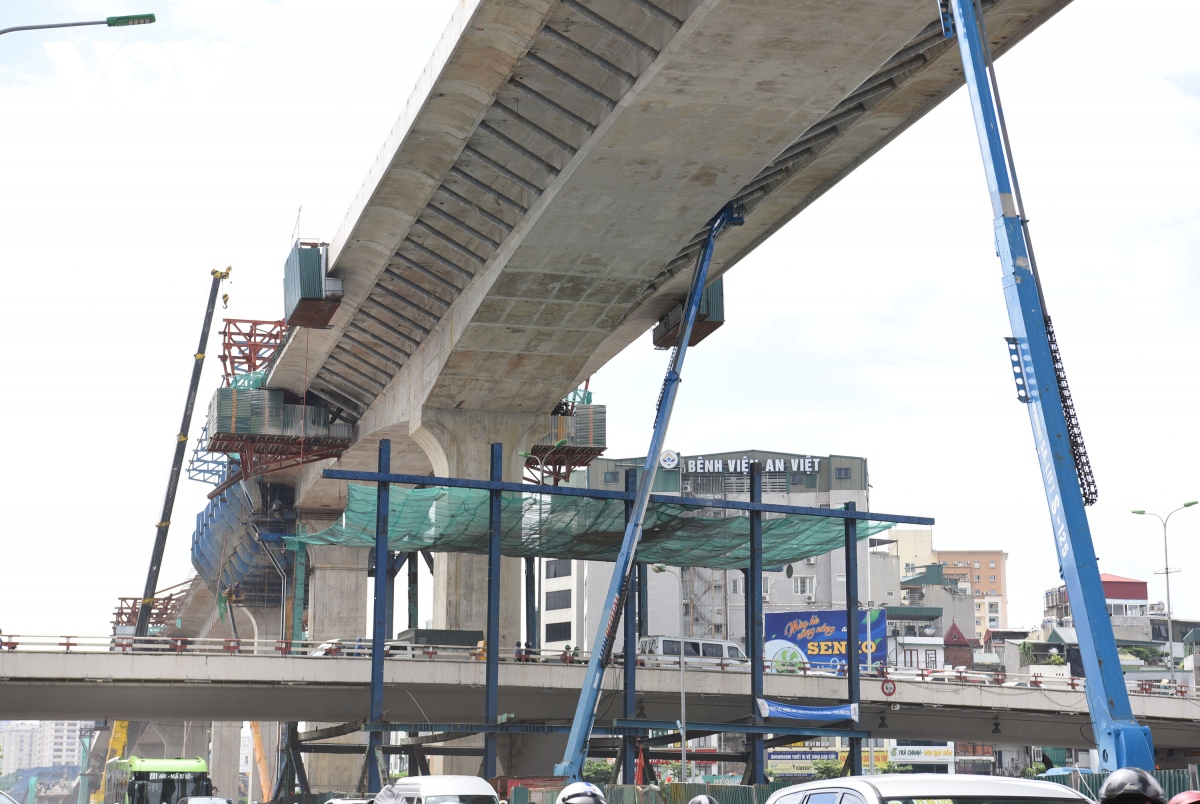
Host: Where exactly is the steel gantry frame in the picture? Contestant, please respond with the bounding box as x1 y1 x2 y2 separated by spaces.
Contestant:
322 450 927 787
944 0 1153 769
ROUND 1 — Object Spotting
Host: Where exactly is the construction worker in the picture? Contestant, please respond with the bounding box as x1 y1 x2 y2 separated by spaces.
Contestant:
514 641 524 662
572 644 581 663
557 782 606 804
524 640 534 662
1098 769 1167 804
561 645 572 663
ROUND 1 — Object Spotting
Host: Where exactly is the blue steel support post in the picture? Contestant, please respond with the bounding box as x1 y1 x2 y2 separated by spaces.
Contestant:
484 443 502 779
844 502 861 776
947 0 1153 769
621 468 639 784
747 463 765 784
367 439 391 792
554 203 743 780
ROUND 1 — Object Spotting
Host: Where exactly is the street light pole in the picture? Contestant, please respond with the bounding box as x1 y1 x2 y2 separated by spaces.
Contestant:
653 563 689 782
1 15 155 37
1132 500 1197 686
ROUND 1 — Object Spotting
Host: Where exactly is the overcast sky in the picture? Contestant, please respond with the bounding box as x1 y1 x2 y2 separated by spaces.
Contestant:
0 1 1196 638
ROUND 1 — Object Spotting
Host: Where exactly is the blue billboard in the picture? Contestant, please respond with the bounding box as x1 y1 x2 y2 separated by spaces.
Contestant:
763 609 887 671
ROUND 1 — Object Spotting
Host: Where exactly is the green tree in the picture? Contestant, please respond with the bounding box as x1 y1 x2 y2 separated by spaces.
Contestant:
1045 654 1065 666
811 759 844 779
871 762 913 774
582 760 613 785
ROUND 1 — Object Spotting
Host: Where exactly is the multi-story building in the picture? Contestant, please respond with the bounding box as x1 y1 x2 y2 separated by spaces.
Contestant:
888 530 1009 639
538 449 875 652
33 721 85 768
0 721 85 774
0 722 37 775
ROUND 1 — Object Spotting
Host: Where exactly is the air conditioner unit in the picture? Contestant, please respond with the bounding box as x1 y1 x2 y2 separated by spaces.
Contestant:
805 557 818 565
805 595 815 603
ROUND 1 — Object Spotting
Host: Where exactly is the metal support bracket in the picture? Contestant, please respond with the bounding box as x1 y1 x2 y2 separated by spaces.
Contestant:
1005 337 1033 403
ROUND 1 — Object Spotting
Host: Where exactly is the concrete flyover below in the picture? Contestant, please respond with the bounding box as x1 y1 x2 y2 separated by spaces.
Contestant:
3 652 1197 751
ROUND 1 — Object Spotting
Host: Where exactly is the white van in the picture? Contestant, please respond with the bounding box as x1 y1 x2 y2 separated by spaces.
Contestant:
638 635 748 668
381 775 499 804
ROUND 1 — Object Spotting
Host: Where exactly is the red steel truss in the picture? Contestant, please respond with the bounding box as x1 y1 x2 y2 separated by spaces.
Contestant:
205 432 352 498
522 444 606 485
220 319 287 384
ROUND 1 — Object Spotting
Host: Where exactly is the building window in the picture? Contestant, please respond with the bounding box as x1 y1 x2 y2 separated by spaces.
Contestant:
989 561 996 568
975 603 982 611
975 618 982 626
546 559 572 578
989 574 996 582
792 576 816 596
603 471 619 484
545 622 571 643
886 590 895 597
989 617 1000 627
731 577 742 595
835 468 851 480
975 590 981 597
805 474 818 488
974 575 980 582
988 602 999 613
926 649 938 667
546 590 571 611
973 561 980 568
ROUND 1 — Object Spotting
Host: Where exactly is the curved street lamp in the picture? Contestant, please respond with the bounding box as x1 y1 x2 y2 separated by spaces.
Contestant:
1131 500 1198 686
1 15 155 37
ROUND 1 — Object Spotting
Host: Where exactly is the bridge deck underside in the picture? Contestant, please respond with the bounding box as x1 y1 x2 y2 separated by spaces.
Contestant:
269 0 1072 441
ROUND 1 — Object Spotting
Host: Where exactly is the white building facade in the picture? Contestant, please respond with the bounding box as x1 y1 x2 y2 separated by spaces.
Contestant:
536 449 879 652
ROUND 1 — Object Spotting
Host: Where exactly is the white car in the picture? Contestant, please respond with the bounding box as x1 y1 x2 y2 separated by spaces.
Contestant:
763 773 1093 804
379 775 500 804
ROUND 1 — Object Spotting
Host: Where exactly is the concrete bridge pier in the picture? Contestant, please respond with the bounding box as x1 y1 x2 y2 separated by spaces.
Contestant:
210 722 241 801
410 406 551 775
303 545 369 792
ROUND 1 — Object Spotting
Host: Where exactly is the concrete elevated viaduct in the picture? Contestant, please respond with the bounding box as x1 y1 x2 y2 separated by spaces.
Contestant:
4 652 1198 753
262 0 1075 651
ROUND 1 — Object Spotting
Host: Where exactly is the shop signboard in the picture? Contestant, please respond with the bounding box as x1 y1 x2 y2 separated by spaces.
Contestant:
764 609 888 671
889 745 956 763
767 748 890 777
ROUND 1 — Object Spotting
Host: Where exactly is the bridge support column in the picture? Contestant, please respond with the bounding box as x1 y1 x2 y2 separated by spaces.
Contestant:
305 544 369 791
210 722 240 801
411 407 550 775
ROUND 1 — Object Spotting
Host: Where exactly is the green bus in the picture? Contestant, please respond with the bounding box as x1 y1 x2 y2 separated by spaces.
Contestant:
104 757 212 804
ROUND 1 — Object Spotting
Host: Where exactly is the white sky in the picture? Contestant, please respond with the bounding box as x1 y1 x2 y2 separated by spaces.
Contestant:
0 1 1196 638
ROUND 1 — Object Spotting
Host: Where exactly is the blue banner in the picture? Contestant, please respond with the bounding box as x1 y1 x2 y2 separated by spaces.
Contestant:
763 609 888 671
756 698 858 722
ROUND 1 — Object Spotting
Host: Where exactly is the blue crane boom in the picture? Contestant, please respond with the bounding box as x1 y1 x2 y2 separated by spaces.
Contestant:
945 0 1153 769
553 203 743 780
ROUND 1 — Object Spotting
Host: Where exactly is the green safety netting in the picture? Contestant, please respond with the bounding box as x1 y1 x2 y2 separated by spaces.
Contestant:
289 484 896 569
